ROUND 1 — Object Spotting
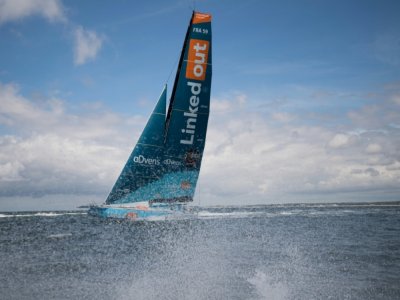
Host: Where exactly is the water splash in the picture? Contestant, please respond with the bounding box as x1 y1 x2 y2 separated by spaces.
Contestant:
247 270 288 300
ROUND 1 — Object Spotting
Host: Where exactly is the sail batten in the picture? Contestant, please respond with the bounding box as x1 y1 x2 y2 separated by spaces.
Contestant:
136 143 164 148
105 12 212 205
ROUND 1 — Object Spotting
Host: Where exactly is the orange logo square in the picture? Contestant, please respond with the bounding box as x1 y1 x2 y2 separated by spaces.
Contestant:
186 39 209 81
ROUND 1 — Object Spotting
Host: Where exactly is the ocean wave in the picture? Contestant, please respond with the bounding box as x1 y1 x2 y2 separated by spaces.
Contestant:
197 211 264 219
0 212 86 218
47 233 73 238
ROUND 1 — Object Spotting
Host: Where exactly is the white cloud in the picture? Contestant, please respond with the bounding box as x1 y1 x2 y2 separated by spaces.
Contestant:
196 89 400 205
328 134 349 148
0 82 143 202
0 0 65 24
212 93 246 113
1 81 400 209
272 112 295 123
391 93 400 106
0 1 104 66
73 26 104 65
0 82 62 128
365 143 382 154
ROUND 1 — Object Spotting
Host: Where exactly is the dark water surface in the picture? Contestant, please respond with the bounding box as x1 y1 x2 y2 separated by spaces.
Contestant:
1 203 399 299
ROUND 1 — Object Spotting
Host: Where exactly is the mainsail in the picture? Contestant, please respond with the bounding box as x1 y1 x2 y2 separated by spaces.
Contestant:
106 12 212 205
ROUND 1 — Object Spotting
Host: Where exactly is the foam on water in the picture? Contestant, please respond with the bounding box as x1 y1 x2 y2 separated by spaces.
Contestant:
247 270 288 300
47 233 73 238
197 210 264 219
0 212 86 218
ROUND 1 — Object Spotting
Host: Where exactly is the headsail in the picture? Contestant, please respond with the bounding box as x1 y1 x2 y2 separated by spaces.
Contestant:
106 12 212 205
106 86 167 204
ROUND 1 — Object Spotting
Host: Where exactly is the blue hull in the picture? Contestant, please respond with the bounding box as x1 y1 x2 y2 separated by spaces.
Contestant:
88 204 183 220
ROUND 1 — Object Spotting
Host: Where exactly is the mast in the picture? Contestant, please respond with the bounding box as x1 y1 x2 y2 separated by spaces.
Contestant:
165 11 195 139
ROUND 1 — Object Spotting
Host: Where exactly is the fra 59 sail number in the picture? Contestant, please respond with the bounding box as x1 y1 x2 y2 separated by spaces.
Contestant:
193 27 208 34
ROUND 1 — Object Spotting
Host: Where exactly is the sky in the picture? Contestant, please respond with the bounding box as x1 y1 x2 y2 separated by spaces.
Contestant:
0 0 400 211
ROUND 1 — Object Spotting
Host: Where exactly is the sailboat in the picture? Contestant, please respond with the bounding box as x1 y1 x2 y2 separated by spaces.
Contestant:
88 11 212 220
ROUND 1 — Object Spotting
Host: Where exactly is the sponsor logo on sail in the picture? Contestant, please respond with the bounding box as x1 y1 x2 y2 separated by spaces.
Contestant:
181 36 209 145
193 12 212 24
186 39 209 81
133 155 160 165
163 159 182 166
180 81 201 145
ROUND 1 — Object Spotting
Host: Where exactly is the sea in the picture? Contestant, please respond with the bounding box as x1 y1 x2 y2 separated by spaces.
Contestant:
1 202 399 300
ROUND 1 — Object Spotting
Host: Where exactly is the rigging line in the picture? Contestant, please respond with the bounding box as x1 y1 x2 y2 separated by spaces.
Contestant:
187 0 196 12
165 53 180 85
193 0 196 12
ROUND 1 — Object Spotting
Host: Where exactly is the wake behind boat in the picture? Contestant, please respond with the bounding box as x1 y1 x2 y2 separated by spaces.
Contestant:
88 12 212 220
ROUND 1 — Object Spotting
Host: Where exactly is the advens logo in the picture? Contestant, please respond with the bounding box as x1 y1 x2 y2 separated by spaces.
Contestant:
133 155 160 165
186 39 209 81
